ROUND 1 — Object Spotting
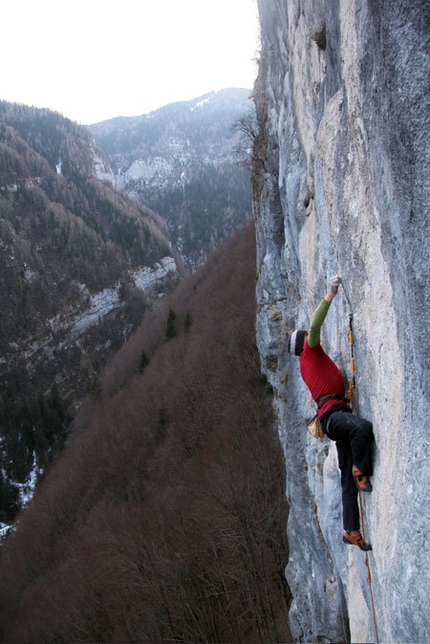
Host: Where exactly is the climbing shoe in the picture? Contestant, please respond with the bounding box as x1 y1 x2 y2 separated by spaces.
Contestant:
343 531 372 551
352 466 373 493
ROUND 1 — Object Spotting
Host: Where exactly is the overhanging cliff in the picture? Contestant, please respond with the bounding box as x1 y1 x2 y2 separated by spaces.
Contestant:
252 1 429 642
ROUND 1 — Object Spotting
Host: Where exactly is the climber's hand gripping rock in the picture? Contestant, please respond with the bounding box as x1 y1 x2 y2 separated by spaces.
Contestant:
326 275 342 302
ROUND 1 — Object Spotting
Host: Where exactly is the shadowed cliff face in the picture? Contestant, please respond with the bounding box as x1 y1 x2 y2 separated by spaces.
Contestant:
253 1 429 642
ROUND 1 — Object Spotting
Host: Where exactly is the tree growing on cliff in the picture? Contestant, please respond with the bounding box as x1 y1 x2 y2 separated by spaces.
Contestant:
233 109 259 167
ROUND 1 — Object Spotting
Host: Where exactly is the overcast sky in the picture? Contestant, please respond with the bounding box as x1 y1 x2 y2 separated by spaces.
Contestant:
2 0 260 125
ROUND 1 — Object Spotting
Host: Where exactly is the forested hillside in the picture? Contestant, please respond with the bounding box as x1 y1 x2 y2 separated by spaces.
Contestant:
0 102 177 523
0 222 291 643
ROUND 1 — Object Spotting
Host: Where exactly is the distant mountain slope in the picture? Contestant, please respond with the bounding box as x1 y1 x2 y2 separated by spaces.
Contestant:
90 88 255 268
0 102 180 522
0 221 290 644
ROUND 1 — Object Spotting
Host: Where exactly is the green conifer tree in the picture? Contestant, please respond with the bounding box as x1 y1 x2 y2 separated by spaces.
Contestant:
165 307 176 339
184 310 192 333
139 349 150 373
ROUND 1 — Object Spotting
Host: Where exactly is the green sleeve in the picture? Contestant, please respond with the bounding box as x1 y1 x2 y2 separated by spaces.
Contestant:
308 299 331 348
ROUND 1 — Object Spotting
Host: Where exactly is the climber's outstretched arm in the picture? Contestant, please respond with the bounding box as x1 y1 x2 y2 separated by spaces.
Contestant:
308 276 341 348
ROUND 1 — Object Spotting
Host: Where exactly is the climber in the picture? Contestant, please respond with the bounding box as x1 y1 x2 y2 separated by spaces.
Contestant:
288 275 374 551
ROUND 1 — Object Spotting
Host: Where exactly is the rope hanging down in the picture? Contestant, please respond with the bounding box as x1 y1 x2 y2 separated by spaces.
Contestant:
342 287 380 644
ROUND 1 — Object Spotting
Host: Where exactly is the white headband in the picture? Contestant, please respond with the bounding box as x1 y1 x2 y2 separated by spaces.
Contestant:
290 330 298 356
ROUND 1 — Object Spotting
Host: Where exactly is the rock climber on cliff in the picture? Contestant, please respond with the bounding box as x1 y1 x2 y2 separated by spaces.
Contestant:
288 275 374 551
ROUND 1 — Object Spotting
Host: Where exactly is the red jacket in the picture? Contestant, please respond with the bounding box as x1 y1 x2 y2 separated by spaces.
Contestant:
300 338 349 417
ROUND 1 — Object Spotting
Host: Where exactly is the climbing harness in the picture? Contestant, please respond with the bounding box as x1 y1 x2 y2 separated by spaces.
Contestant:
341 285 380 644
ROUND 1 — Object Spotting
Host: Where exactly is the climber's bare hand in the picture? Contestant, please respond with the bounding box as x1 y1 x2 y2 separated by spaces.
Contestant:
326 275 342 301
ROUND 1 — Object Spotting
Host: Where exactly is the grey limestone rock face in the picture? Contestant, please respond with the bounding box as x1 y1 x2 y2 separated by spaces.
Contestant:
253 1 429 642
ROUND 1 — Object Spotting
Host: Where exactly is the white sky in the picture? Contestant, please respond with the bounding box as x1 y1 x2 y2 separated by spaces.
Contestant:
1 0 260 125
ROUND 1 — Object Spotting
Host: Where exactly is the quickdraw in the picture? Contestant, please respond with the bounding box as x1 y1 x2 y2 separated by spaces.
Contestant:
347 314 359 414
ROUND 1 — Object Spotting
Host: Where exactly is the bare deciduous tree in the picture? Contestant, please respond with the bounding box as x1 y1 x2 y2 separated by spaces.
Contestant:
0 223 291 643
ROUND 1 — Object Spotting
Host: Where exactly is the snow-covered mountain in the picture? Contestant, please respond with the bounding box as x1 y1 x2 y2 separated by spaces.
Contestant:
90 88 255 268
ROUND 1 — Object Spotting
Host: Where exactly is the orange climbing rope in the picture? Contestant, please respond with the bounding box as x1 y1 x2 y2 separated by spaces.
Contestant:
347 314 359 414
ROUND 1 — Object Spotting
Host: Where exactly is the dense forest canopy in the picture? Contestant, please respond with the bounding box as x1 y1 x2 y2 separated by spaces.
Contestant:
0 223 291 643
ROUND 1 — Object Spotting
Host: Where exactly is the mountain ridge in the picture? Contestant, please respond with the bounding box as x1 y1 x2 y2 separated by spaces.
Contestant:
0 88 257 524
0 101 179 522
90 88 255 268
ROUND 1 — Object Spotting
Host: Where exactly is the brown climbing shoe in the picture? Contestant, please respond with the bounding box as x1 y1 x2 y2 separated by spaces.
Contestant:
352 466 373 493
343 531 372 551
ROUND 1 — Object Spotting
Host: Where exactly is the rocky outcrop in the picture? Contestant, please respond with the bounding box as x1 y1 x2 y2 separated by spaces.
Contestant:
54 257 178 339
253 1 429 642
